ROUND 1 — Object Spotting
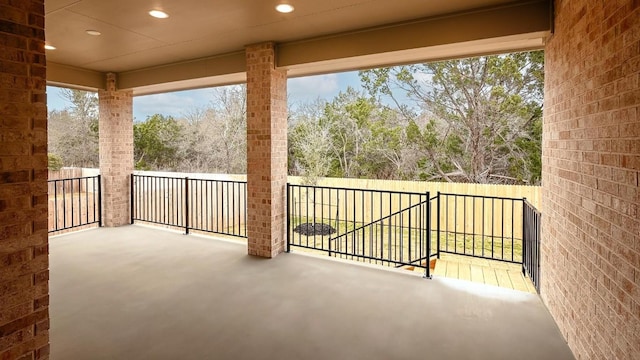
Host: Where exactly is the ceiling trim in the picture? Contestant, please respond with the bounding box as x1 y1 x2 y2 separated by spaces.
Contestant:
46 0 552 95
278 0 551 70
284 34 546 78
117 51 246 93
47 62 105 90
129 73 247 96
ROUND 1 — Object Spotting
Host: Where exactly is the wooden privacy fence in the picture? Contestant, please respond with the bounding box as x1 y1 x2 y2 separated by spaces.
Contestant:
49 168 83 180
287 177 541 208
131 174 247 237
287 176 540 240
52 170 539 243
434 192 525 263
48 175 101 233
129 172 539 243
48 168 101 194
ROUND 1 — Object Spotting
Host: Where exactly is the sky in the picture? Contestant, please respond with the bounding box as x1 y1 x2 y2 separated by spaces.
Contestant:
46 71 365 121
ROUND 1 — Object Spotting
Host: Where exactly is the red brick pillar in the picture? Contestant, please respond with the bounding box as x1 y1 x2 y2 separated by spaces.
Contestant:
99 73 133 227
245 43 288 258
0 0 50 358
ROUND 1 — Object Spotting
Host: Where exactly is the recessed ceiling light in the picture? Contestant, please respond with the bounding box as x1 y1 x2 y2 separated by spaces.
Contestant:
44 44 56 50
86 30 101 36
149 9 169 19
275 3 294 13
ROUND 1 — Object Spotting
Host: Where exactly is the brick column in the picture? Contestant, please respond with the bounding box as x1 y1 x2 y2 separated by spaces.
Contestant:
0 0 50 358
245 43 288 258
99 73 133 227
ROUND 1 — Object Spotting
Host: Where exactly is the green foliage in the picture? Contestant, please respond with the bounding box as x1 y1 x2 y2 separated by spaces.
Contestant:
47 89 99 167
134 114 183 170
48 55 542 185
288 119 332 185
322 88 400 178
288 87 409 180
49 85 248 174
510 112 542 184
48 153 63 171
358 50 544 184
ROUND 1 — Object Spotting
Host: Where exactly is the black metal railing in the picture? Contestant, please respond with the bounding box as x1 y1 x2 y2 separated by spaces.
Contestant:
48 175 102 233
130 176 541 289
286 184 542 289
287 184 435 277
131 175 247 237
435 192 524 264
523 199 541 292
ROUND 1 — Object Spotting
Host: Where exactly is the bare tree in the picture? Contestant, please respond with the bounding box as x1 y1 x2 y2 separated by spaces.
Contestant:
211 85 247 174
288 100 333 184
48 89 99 167
171 85 247 174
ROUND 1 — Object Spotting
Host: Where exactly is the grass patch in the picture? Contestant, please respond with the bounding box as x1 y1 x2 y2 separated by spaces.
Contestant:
288 216 523 266
438 232 523 263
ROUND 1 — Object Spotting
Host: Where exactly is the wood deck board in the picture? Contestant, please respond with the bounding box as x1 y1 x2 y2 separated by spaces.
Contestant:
431 255 536 293
433 259 447 277
445 261 459 278
470 265 485 283
508 270 529 292
482 266 499 286
495 268 513 288
458 263 472 282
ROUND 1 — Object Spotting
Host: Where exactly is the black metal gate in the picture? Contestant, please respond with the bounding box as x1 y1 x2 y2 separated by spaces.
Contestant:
287 183 434 277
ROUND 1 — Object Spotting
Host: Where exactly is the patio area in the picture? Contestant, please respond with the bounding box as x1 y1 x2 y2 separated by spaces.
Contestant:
49 225 573 360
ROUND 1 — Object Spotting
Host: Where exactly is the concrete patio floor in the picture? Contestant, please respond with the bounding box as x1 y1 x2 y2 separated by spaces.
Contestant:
49 225 574 360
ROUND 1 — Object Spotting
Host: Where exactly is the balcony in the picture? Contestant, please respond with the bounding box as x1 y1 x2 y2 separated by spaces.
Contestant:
50 225 573 359
48 172 542 293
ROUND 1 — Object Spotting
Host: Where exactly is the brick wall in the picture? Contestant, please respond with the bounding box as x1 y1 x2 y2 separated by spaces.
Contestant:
0 0 50 358
542 1 639 359
99 73 133 227
245 43 288 258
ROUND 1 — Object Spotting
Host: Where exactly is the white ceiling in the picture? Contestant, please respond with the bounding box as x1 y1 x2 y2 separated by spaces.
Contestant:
44 0 552 94
45 0 524 73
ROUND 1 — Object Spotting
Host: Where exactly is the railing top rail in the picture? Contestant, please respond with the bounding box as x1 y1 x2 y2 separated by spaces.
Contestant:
523 199 542 215
133 174 247 184
288 182 426 196
330 196 430 241
438 192 525 202
187 178 247 185
133 174 190 181
48 175 100 182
